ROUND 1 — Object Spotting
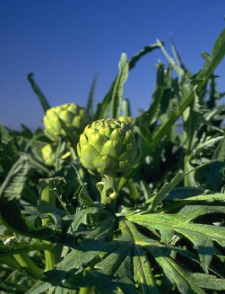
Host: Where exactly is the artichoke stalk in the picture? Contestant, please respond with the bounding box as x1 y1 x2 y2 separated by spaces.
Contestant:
77 118 141 209
43 103 91 144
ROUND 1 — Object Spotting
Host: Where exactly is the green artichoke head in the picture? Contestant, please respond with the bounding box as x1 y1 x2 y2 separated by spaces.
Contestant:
43 103 91 142
77 118 142 175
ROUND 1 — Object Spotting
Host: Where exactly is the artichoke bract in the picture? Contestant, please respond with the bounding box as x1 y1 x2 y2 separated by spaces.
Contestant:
118 116 134 125
43 103 91 142
77 118 141 175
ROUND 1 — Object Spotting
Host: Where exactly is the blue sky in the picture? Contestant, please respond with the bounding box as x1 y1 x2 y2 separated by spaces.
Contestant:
1 0 225 129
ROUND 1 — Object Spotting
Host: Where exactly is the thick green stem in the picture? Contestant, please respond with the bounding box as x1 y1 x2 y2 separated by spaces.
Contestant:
184 153 191 186
98 175 119 211
184 126 196 187
79 287 95 294
183 107 192 186
40 179 59 271
13 253 44 280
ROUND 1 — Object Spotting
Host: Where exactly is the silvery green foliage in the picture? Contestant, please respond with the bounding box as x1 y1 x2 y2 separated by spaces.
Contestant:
1 28 225 294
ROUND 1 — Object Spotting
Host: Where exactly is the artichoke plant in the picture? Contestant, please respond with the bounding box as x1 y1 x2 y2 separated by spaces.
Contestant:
77 118 141 209
43 103 91 143
77 118 141 176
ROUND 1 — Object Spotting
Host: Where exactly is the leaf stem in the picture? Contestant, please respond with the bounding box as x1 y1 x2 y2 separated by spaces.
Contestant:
99 175 119 211
40 179 60 271
79 287 95 294
13 253 44 280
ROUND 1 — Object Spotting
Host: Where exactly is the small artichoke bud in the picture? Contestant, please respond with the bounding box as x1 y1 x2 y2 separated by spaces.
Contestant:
77 118 141 175
43 103 91 142
41 143 70 166
41 144 56 166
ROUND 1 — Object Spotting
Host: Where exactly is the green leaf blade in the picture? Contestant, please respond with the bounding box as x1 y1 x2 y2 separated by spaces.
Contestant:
27 73 51 113
111 53 129 118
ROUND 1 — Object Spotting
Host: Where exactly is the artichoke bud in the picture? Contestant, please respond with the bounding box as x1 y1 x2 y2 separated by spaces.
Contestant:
41 143 71 166
43 103 91 142
77 118 142 175
41 144 56 166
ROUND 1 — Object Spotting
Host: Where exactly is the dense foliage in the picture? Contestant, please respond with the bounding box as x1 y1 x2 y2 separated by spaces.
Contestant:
1 28 225 294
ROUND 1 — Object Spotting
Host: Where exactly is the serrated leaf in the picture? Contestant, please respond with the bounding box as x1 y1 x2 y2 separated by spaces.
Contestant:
116 277 138 294
136 63 166 151
57 244 99 272
195 160 225 191
0 241 53 257
67 207 112 233
120 219 159 293
157 39 184 78
150 27 225 152
76 184 94 208
25 280 51 294
170 35 187 72
111 53 129 118
195 27 225 88
154 255 205 294
124 219 206 294
0 155 55 239
195 135 224 155
29 242 106 292
128 41 161 70
0 280 28 293
128 205 225 273
86 75 97 117
191 273 225 290
93 53 129 120
133 234 205 294
94 42 160 120
165 186 207 200
213 137 225 161
183 192 225 203
40 240 121 290
140 180 153 201
94 243 131 278
27 73 50 113
147 170 184 212
133 245 157 294
54 286 71 294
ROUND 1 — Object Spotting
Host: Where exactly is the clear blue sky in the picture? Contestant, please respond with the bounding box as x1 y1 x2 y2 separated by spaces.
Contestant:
1 0 225 129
